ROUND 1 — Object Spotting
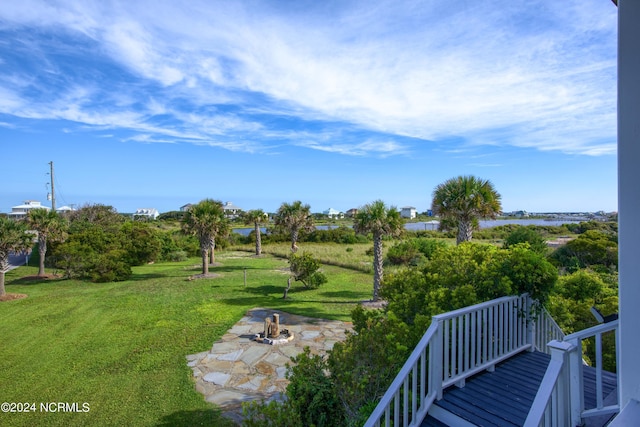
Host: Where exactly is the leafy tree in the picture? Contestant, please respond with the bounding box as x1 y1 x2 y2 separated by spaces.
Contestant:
50 205 133 282
26 208 67 276
353 200 404 301
0 217 32 296
503 226 548 255
67 203 124 233
387 238 447 266
382 242 557 342
243 209 269 255
554 269 606 303
500 244 557 305
288 251 327 290
328 307 411 424
181 199 228 275
431 175 502 244
273 201 314 252
550 230 618 271
120 221 162 265
547 269 618 371
286 348 343 427
242 347 342 427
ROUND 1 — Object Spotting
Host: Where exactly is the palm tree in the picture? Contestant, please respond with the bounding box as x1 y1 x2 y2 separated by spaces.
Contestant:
242 209 269 256
0 217 32 296
353 200 405 302
181 199 229 275
274 201 314 252
431 175 502 245
26 208 67 277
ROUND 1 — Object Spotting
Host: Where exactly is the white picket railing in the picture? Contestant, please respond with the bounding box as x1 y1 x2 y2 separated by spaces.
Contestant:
524 320 619 427
365 294 542 427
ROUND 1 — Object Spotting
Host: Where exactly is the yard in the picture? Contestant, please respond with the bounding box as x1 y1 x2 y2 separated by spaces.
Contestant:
0 250 373 426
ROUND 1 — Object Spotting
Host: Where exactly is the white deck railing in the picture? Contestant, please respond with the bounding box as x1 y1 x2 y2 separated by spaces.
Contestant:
524 320 619 427
365 294 546 427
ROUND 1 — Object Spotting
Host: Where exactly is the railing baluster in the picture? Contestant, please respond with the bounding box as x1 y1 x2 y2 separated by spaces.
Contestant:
595 332 603 409
403 377 409 427
443 319 450 380
412 363 417 421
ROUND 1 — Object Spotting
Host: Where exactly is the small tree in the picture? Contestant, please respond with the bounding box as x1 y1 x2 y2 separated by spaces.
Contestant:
274 201 314 252
284 251 327 298
353 200 404 301
26 208 67 276
243 209 269 255
431 175 502 244
0 217 32 296
503 226 548 255
181 199 228 275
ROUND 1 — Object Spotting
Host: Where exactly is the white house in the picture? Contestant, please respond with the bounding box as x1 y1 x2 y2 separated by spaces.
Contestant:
7 200 50 220
134 208 159 220
56 205 75 214
323 208 344 219
400 206 417 219
222 201 243 218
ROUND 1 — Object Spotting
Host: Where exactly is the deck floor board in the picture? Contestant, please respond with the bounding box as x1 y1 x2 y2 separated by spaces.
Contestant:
422 350 618 426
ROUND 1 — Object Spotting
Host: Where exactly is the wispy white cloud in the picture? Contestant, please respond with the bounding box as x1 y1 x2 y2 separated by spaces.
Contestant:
0 0 617 157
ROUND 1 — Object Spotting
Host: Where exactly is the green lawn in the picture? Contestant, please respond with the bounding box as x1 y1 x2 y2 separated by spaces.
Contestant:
0 251 373 427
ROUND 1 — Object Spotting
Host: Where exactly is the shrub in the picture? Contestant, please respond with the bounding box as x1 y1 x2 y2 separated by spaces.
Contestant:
288 251 327 289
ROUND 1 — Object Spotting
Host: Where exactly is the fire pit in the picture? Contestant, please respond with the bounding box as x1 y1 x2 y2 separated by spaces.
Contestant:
254 313 295 345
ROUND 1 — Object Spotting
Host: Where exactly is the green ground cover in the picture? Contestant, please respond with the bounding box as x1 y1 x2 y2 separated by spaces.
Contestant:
0 251 373 427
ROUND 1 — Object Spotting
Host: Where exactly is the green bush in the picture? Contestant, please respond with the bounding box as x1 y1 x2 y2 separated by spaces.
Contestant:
289 251 327 289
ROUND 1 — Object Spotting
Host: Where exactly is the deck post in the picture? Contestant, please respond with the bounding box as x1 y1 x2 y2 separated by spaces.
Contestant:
548 340 575 425
566 336 584 427
618 0 640 411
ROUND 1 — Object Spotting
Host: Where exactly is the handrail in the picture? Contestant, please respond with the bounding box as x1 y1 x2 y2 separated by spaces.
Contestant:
565 319 619 426
365 294 534 427
524 340 574 427
524 319 619 426
364 321 439 427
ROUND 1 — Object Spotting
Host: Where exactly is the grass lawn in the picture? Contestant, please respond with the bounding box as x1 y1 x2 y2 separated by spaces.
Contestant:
0 250 373 427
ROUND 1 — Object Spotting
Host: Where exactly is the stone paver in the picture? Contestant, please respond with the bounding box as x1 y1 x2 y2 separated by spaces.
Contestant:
186 308 352 424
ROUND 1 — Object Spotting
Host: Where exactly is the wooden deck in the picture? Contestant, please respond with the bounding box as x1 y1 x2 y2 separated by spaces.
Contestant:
421 351 618 427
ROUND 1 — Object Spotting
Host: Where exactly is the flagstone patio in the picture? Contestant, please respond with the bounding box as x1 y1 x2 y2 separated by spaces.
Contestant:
186 308 353 424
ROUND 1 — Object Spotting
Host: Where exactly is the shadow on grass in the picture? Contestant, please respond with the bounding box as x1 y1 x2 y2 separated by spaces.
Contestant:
212 265 262 273
10 275 66 285
156 408 233 427
319 290 368 299
128 273 168 281
241 284 285 296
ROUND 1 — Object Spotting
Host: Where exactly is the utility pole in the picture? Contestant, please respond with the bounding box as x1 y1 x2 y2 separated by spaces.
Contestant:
49 161 56 212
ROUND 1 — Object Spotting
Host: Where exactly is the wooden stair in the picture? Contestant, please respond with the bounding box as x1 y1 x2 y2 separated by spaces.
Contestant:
422 351 617 427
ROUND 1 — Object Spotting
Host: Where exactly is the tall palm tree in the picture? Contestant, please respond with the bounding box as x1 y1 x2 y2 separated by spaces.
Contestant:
274 201 314 252
0 217 32 296
181 199 228 275
242 209 269 256
431 175 502 245
26 208 67 277
353 200 405 302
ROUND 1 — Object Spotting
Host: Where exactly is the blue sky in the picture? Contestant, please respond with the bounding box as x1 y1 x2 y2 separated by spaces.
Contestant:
0 0 618 214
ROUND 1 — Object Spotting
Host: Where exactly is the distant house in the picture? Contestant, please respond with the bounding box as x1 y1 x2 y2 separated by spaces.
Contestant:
223 201 243 218
323 208 344 219
346 208 358 217
8 200 50 220
56 205 75 215
400 206 417 219
180 203 193 212
134 208 159 220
